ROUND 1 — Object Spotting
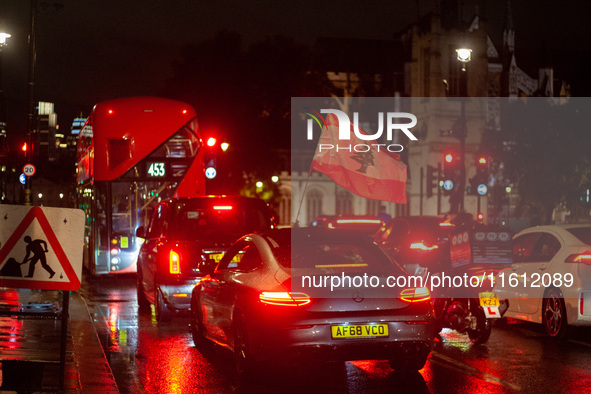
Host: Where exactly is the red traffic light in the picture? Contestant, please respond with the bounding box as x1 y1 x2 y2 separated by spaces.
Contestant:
477 156 487 165
21 142 27 152
445 154 454 163
206 137 216 147
477 212 484 222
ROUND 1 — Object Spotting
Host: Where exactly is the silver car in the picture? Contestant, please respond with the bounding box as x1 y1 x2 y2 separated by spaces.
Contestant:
190 228 435 377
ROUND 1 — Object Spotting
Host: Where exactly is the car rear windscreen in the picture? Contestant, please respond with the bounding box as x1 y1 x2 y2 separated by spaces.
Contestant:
169 201 270 240
280 239 405 276
566 227 591 245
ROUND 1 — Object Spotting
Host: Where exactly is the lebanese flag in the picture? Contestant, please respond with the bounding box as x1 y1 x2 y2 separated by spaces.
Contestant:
310 113 407 204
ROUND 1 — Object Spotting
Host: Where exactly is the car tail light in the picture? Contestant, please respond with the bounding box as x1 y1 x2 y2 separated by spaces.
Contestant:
565 250 591 265
170 250 181 274
409 242 438 251
259 292 311 306
213 205 233 210
399 287 431 303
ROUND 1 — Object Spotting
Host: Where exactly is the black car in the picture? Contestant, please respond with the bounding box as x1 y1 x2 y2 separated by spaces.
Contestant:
136 196 276 321
374 216 458 274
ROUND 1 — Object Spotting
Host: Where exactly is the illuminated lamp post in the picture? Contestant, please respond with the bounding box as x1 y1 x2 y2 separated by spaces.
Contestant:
456 47 471 213
0 32 10 204
25 0 37 206
0 33 10 99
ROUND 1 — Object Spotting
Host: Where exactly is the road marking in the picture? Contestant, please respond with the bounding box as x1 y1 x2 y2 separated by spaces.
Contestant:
568 339 591 349
431 351 521 391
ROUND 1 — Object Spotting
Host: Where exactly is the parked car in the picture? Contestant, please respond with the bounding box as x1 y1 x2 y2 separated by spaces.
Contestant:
493 224 591 337
136 196 276 322
190 228 435 377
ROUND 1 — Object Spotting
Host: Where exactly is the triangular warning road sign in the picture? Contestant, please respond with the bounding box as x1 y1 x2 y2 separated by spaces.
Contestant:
0 206 84 291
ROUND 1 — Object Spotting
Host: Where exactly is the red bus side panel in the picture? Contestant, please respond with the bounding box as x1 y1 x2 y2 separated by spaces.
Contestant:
92 97 198 181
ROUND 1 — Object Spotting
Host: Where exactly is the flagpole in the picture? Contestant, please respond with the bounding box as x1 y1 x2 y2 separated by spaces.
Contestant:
294 171 312 227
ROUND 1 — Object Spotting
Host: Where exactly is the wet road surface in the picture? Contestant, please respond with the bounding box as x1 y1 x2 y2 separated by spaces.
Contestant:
80 275 591 393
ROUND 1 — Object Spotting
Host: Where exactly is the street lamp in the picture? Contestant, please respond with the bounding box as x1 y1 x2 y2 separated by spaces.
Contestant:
456 46 471 213
456 48 472 70
0 32 10 205
0 32 10 113
0 33 10 47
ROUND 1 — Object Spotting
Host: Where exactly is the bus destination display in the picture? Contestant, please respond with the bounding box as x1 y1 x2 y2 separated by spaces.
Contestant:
147 162 166 177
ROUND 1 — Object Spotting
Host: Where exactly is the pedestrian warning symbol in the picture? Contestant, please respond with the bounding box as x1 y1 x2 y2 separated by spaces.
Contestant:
0 206 85 291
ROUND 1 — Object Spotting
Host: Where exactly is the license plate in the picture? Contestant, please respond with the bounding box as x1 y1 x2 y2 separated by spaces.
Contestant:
479 292 500 307
331 324 389 339
209 253 225 262
208 253 241 263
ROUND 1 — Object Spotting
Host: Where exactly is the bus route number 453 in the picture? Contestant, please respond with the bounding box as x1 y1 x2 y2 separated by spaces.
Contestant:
147 162 165 177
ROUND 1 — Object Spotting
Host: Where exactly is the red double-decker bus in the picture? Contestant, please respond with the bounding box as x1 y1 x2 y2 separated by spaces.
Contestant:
76 97 205 275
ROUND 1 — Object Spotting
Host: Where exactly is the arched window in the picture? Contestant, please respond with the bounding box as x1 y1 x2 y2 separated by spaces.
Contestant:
278 193 291 226
306 189 323 225
366 199 381 216
336 190 353 216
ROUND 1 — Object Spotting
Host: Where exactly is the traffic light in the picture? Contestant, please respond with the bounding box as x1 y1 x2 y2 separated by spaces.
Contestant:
426 165 438 198
580 188 590 205
205 136 218 179
477 212 484 223
19 142 28 165
442 153 461 195
21 142 28 160
471 155 489 195
476 155 488 179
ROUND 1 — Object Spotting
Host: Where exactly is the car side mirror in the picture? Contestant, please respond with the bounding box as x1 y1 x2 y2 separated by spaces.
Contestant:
136 226 145 239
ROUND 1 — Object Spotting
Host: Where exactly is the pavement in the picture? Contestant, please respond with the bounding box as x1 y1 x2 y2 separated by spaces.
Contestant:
0 287 119 393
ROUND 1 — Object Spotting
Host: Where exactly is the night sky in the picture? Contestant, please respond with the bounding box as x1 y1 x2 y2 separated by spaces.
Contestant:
0 0 590 137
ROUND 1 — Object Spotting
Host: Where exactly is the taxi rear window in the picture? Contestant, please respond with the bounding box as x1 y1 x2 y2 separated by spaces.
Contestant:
566 227 591 245
169 202 271 239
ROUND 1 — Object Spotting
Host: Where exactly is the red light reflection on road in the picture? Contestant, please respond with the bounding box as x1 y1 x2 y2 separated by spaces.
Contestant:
0 318 23 350
0 289 23 350
141 336 198 394
348 360 392 379
106 303 121 353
